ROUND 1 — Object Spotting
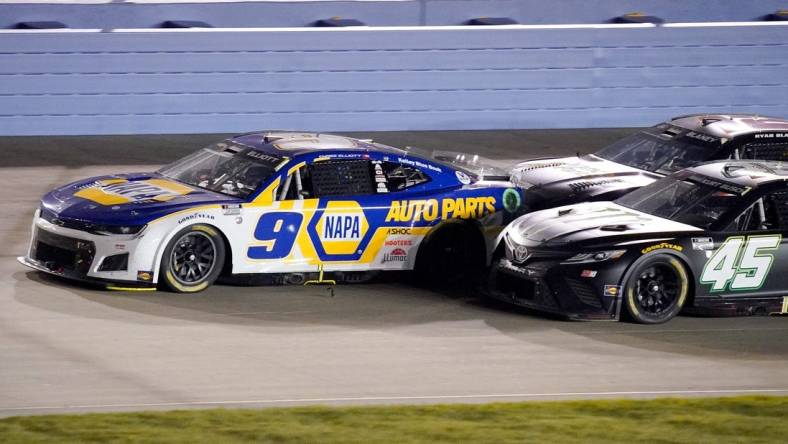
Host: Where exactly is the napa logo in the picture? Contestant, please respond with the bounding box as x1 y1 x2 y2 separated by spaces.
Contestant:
321 214 361 241
314 201 369 255
74 178 192 205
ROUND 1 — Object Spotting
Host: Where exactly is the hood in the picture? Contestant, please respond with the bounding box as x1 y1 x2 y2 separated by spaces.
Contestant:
41 172 242 226
507 201 702 247
511 155 661 209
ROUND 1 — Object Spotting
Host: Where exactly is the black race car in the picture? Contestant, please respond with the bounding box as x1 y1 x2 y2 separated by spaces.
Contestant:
512 114 788 212
491 160 788 324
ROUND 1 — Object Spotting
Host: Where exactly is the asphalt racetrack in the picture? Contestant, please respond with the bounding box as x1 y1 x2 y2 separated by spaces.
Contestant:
2 130 787 417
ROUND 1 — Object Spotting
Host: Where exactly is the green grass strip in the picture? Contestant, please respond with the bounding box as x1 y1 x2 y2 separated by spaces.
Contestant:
1 396 786 443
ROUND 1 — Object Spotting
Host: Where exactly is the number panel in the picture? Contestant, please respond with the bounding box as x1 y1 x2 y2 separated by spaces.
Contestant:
699 234 782 293
247 211 304 260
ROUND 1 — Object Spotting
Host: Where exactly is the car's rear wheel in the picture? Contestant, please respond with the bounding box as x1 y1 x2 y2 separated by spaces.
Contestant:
415 223 485 286
160 224 225 293
623 254 689 324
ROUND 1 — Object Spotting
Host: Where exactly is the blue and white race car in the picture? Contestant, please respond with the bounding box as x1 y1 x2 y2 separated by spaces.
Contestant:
19 132 523 292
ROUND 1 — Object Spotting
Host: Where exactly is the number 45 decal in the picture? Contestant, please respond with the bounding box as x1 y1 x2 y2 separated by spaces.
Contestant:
700 235 782 292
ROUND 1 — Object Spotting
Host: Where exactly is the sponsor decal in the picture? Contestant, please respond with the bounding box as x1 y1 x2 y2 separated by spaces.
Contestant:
580 270 597 278
502 188 521 212
382 248 408 263
373 161 389 193
313 201 370 256
603 285 620 297
321 215 361 241
691 237 714 251
177 213 216 225
74 179 192 205
690 174 749 195
114 244 126 251
397 157 442 172
137 271 153 282
684 131 719 143
754 133 788 139
387 228 411 235
455 171 471 185
641 242 684 254
244 150 281 164
222 204 242 215
385 197 496 222
385 239 413 247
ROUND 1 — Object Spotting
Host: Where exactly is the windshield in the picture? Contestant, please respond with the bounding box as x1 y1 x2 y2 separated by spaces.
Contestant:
615 173 746 229
158 141 284 198
594 132 720 174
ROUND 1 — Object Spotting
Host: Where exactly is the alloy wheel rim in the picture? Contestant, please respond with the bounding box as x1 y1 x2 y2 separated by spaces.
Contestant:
170 231 217 285
634 264 680 316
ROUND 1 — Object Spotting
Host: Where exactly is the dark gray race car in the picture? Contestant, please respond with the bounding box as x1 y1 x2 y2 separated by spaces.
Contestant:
511 114 788 212
492 160 788 324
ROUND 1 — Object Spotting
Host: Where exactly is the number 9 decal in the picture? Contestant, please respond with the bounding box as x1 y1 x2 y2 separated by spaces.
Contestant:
247 212 304 259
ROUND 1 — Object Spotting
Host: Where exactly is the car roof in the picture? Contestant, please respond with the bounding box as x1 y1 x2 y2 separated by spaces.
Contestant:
688 160 788 188
229 131 407 157
668 114 788 138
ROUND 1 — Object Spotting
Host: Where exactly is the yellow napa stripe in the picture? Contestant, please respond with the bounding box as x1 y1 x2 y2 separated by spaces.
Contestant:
294 200 320 265
74 187 130 205
97 178 127 186
250 176 281 206
145 178 194 195
287 161 306 176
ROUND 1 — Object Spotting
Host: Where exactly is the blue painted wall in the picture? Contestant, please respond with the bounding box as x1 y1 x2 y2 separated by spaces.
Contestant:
0 0 785 28
1 24 787 135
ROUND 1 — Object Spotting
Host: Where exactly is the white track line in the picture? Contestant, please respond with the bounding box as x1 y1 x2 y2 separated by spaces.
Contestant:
4 389 788 413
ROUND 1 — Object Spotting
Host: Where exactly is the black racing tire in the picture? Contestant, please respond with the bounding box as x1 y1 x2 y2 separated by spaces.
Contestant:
159 224 226 293
415 223 485 286
622 254 690 324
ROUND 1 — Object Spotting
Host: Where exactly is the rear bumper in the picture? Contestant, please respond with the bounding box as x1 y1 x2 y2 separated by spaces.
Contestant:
488 258 620 321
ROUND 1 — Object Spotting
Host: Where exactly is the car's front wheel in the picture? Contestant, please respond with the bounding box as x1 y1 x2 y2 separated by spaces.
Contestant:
623 254 689 324
159 224 225 293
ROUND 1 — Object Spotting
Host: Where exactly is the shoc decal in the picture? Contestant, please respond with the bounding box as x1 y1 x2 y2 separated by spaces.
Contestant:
385 197 496 222
387 228 411 235
641 242 683 254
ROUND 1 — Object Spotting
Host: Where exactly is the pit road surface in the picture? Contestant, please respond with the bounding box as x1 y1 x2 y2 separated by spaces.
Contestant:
1 130 787 417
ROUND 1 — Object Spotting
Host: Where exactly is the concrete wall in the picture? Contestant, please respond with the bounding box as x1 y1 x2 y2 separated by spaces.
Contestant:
0 1 785 28
1 23 786 135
